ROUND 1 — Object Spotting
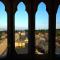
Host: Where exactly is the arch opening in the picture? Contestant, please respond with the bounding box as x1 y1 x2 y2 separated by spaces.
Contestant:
0 1 7 57
15 2 28 54
35 2 49 54
56 5 60 54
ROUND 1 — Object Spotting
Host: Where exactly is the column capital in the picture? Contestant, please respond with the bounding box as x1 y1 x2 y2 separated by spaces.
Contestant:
2 0 19 13
56 0 60 5
25 0 37 14
46 0 58 14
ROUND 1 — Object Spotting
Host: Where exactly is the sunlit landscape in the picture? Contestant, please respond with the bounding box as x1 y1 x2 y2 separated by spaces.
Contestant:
0 31 7 57
0 29 60 55
15 30 28 54
35 30 48 54
56 29 60 54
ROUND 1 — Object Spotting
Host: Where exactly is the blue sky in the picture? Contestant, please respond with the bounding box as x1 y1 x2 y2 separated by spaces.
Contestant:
0 2 60 31
15 2 28 30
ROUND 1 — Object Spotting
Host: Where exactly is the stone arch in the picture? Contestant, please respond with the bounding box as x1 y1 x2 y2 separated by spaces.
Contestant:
15 2 28 54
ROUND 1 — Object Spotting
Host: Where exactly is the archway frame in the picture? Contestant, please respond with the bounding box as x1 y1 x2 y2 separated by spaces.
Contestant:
0 0 60 59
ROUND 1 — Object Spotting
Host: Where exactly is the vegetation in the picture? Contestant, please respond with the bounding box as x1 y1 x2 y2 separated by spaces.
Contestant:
0 31 6 40
56 29 60 36
0 31 2 40
35 29 48 34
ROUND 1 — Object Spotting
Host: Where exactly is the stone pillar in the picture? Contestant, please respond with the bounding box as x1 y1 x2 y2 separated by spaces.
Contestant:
26 0 37 55
4 0 17 57
46 0 57 58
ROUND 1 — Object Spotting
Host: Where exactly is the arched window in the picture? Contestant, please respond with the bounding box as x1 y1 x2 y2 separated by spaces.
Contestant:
15 2 28 54
35 2 49 54
56 5 60 54
0 2 7 57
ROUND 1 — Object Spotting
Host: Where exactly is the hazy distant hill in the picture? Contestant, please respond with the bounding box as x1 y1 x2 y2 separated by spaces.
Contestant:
0 28 7 31
0 28 60 32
